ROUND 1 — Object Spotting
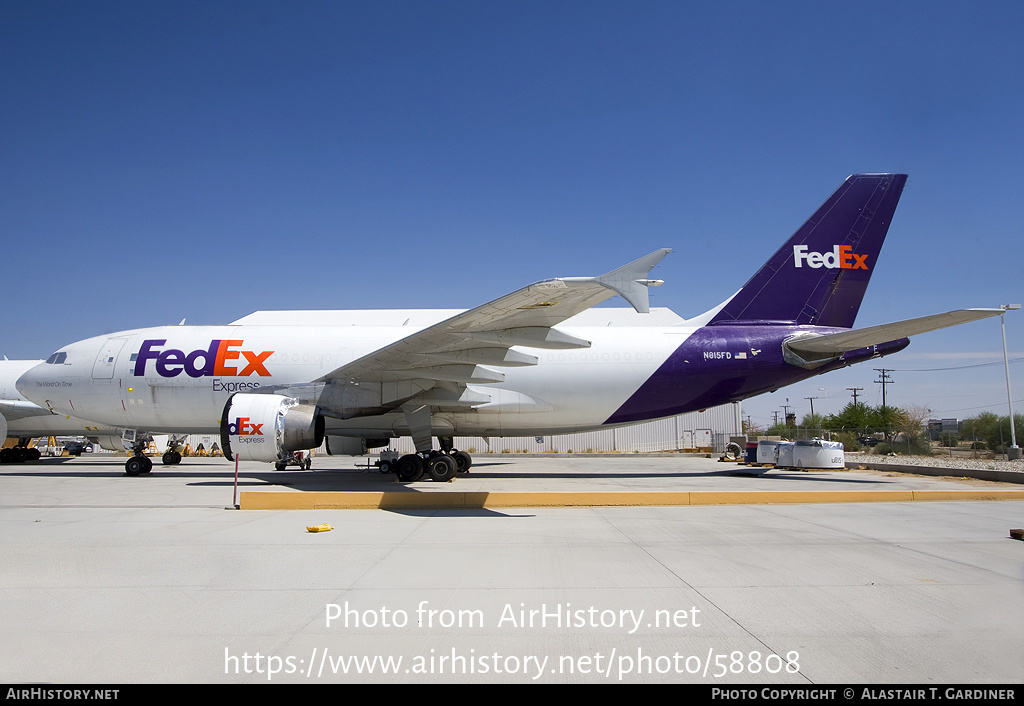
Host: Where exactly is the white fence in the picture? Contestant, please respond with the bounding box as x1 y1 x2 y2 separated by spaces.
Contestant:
374 403 740 455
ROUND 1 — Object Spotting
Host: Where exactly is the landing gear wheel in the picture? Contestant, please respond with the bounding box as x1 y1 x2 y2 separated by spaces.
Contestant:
452 450 472 474
162 451 182 465
125 456 152 476
428 455 458 482
395 454 424 482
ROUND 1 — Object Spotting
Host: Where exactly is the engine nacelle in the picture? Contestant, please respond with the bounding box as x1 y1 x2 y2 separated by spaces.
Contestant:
324 436 391 456
220 393 324 463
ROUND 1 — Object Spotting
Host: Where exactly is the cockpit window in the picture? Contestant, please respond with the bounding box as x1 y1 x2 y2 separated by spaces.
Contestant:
45 352 68 364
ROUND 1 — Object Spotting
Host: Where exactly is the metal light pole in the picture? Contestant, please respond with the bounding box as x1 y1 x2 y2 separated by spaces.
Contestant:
1001 304 1020 460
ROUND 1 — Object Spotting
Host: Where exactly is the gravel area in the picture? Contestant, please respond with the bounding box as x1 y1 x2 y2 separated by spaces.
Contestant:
847 452 1024 474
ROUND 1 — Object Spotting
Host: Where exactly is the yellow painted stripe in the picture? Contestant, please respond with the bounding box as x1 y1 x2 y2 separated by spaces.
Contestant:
239 489 1024 510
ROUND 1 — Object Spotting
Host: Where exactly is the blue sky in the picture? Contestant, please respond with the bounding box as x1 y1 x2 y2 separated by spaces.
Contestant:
2 0 1021 428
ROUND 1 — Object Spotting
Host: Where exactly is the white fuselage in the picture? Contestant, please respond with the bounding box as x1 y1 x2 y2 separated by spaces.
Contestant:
16 309 697 439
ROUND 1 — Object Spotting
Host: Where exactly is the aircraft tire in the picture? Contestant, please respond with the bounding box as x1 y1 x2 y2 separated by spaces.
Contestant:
452 450 472 473
125 457 147 476
427 455 457 483
395 454 424 482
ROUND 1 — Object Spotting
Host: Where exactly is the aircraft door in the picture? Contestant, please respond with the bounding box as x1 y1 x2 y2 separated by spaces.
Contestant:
92 337 129 380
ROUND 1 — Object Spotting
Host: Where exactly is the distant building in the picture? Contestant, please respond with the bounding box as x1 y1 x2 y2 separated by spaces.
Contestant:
927 418 958 440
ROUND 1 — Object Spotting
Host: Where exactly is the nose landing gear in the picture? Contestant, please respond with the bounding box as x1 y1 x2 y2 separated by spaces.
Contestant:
124 451 153 476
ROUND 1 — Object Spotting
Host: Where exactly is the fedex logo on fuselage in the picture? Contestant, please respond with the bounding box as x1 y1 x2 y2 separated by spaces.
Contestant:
133 339 274 378
792 245 869 270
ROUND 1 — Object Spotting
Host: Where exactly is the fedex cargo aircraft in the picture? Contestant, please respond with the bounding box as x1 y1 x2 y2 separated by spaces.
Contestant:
16 174 1002 480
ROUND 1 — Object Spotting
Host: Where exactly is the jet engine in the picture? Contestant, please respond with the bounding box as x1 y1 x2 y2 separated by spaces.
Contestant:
220 393 324 463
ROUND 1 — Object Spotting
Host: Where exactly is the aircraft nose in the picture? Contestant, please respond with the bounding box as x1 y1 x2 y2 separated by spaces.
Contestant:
16 361 55 406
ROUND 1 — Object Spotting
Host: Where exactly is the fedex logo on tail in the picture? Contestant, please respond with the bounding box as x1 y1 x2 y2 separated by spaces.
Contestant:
792 245 869 270
133 340 274 378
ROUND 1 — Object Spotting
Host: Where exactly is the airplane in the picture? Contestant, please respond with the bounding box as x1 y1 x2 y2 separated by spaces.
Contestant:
15 173 1005 479
0 358 122 462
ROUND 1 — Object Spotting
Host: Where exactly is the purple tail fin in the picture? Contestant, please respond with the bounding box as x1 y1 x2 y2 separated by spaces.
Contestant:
708 173 907 328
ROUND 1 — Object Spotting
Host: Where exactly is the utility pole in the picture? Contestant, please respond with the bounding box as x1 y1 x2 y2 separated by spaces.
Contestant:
873 369 893 408
1000 305 1020 460
874 369 895 443
847 387 863 405
805 396 819 417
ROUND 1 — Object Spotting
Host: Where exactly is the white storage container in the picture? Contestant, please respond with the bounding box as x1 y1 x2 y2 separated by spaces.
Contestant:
756 440 781 465
792 439 845 469
776 441 796 468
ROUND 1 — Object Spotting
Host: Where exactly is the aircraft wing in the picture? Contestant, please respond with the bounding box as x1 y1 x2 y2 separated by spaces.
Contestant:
0 399 54 422
786 308 1004 356
310 250 670 415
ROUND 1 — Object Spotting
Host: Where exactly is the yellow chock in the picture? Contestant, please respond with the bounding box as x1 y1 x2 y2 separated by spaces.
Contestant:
306 524 334 533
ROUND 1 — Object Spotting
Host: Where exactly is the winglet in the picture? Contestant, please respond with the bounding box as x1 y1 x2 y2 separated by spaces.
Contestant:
594 249 672 313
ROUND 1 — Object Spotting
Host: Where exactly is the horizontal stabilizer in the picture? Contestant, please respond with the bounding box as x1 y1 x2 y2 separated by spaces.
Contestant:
786 309 1004 355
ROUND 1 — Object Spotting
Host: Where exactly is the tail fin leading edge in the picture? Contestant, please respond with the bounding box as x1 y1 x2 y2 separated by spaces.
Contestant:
709 173 908 328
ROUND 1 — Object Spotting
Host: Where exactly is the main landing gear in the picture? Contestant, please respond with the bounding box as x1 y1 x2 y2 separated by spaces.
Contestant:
376 438 473 483
0 441 41 463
